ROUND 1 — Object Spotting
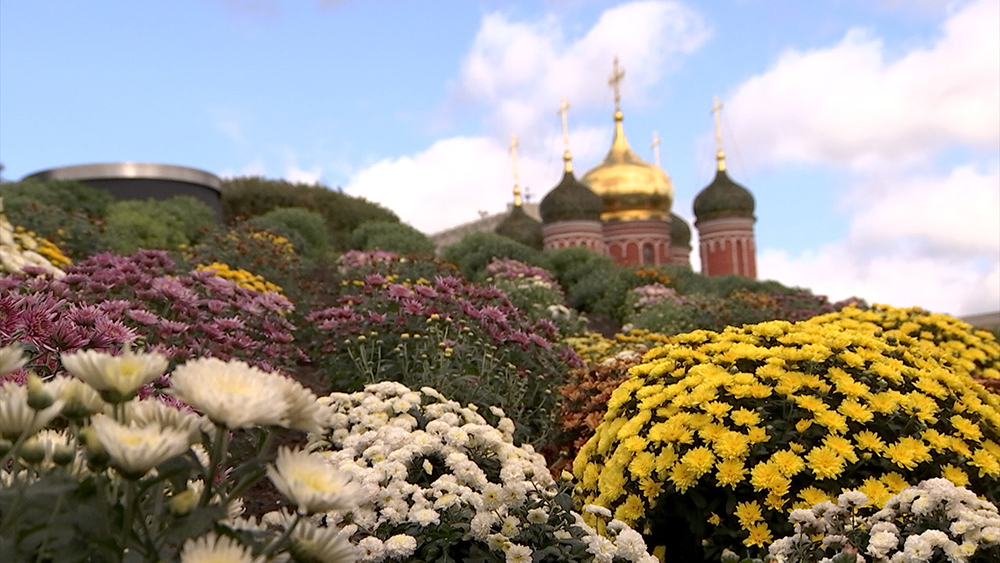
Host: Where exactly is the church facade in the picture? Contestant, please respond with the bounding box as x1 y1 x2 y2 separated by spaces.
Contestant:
496 60 758 279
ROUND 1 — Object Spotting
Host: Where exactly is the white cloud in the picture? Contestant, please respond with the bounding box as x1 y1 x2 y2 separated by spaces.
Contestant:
847 165 1000 258
456 1 709 141
759 244 998 316
346 1 704 233
725 0 999 169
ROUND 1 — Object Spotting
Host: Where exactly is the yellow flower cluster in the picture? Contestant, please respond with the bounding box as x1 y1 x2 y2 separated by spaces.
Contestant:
566 330 674 366
807 304 1000 382
13 226 73 268
248 230 295 254
196 262 284 296
573 308 1000 555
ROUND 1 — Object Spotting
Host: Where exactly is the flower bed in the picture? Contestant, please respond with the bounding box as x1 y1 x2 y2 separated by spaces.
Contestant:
303 261 581 449
309 380 657 563
0 250 304 378
573 313 1000 561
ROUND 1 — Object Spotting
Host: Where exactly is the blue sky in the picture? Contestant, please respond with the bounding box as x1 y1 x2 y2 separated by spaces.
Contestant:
1 0 997 315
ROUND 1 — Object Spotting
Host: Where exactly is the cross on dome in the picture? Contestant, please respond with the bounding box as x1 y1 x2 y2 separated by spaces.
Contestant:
508 133 523 206
711 96 727 172
651 131 662 167
557 96 573 172
608 57 625 116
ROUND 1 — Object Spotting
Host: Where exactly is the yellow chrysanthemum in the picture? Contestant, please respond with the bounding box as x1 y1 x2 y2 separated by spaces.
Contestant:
806 446 845 480
884 436 932 470
715 459 746 488
798 486 833 507
769 450 805 477
680 447 716 477
940 464 970 487
951 415 983 442
743 523 773 548
712 430 750 459
734 500 763 528
854 431 886 454
838 399 874 423
969 448 1000 478
729 408 761 427
628 451 656 479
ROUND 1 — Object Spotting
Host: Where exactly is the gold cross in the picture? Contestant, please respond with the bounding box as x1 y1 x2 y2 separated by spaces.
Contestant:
557 96 573 171
651 131 662 167
509 133 522 206
711 96 727 171
608 57 625 113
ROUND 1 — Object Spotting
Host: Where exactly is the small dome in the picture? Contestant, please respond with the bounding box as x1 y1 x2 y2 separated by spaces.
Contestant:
693 169 755 223
540 169 603 224
581 112 674 222
495 205 544 249
670 212 692 248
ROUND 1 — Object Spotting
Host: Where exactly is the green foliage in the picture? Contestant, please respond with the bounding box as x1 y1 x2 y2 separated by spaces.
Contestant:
247 206 329 259
1 178 115 218
441 230 545 280
543 247 634 320
347 220 435 256
104 197 216 254
220 176 398 251
1 179 114 259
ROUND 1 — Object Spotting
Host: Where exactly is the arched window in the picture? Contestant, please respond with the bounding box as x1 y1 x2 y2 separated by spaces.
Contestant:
642 243 655 265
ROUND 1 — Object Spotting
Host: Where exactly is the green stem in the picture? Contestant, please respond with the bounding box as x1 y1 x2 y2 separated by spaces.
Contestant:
121 480 137 554
200 426 229 507
261 512 303 557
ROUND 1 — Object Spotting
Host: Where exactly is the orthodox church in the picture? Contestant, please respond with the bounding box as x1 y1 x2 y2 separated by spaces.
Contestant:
494 58 758 278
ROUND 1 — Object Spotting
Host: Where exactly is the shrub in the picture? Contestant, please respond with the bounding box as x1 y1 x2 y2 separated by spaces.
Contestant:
0 178 115 218
573 313 1000 561
308 380 657 563
301 266 581 448
104 197 216 254
348 220 436 256
442 231 545 280
247 206 329 260
220 176 398 251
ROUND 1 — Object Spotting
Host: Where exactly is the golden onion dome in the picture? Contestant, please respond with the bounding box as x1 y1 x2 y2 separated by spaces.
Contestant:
581 110 674 222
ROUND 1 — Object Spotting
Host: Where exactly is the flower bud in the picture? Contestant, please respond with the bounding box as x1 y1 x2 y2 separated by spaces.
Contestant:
79 426 109 468
720 550 741 563
0 438 12 457
26 373 54 411
52 444 76 466
831 552 857 563
19 436 46 464
169 488 198 516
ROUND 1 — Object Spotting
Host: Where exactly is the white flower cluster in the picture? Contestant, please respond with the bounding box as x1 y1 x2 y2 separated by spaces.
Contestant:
769 479 1000 563
311 381 657 563
0 200 66 277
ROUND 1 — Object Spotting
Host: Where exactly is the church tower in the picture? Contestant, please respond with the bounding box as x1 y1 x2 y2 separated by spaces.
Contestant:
581 58 674 266
495 133 544 249
693 97 757 278
540 97 605 252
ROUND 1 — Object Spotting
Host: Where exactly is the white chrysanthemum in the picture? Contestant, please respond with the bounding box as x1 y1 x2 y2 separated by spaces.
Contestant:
267 447 358 514
614 528 648 562
45 377 105 419
179 532 264 563
867 530 899 559
124 399 211 442
587 534 616 563
356 536 384 563
61 348 167 400
409 506 440 526
274 375 325 434
504 543 532 563
0 382 65 440
292 519 357 563
90 414 192 478
0 344 26 375
383 534 417 559
527 508 548 525
171 357 308 429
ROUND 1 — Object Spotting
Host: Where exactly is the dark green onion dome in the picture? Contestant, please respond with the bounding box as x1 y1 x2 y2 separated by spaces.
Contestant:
539 169 604 224
495 205 544 249
693 168 755 223
670 212 692 248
